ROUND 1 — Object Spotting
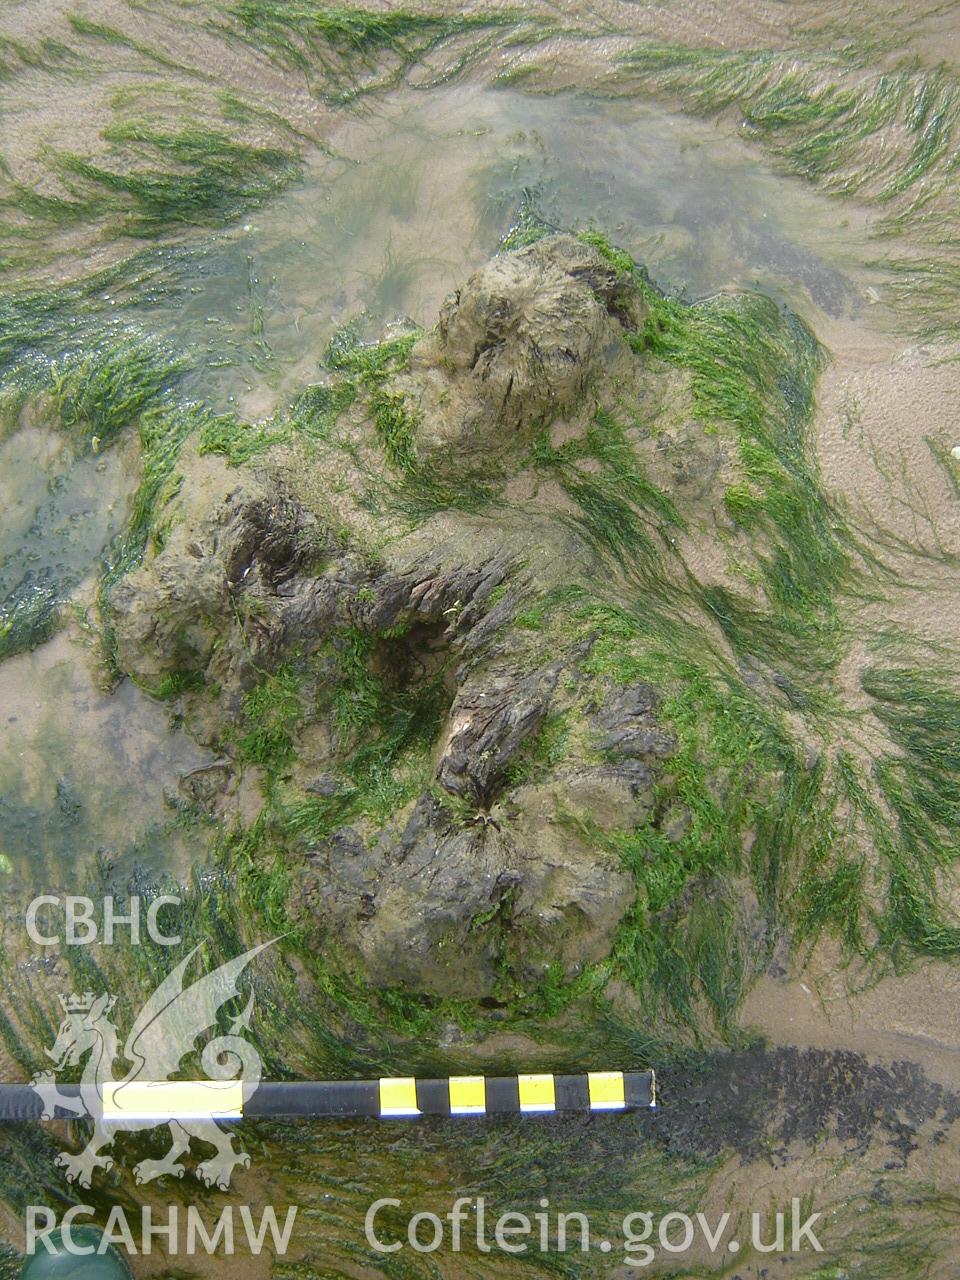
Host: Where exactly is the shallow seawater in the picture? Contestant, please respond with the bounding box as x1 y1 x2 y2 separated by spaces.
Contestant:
0 428 214 896
138 84 877 415
0 426 133 607
0 633 215 896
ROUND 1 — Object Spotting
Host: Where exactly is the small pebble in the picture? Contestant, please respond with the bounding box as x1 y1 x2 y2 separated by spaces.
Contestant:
951 446 960 460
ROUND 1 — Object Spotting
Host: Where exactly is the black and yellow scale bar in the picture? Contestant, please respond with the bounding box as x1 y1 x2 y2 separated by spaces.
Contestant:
255 1070 656 1118
0 1071 655 1122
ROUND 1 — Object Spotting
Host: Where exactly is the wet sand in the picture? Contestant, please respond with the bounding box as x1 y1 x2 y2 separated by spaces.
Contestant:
742 953 960 1092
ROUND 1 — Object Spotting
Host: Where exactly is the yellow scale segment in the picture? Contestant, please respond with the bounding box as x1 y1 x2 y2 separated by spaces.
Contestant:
448 1075 486 1115
587 1070 627 1111
517 1073 556 1113
101 1081 244 1121
378 1077 421 1117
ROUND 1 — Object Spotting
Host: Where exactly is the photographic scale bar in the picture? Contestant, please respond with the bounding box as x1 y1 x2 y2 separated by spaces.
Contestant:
0 1070 655 1122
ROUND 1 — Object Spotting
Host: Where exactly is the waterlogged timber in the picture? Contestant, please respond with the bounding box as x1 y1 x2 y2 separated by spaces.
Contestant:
1 0 960 1277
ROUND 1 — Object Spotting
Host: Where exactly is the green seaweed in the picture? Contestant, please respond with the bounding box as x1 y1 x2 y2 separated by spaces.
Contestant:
862 666 960 956
0 33 77 79
151 667 206 699
578 612 803 1030
0 576 61 660
615 43 960 342
531 405 684 577
634 284 841 618
0 79 302 281
52 121 301 234
618 44 960 207
373 388 418 472
50 332 188 449
237 664 305 771
926 435 960 501
197 407 288 464
212 0 532 94
67 12 198 73
97 397 217 670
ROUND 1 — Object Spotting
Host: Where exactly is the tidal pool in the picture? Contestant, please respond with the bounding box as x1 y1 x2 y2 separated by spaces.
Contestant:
128 84 877 415
0 633 215 896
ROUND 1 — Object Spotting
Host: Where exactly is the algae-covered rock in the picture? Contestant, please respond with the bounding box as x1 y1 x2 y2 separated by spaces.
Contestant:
407 234 645 460
107 234 688 998
111 454 326 697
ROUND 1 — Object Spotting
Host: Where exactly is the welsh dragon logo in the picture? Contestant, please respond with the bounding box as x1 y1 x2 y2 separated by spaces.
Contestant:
30 941 274 1191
